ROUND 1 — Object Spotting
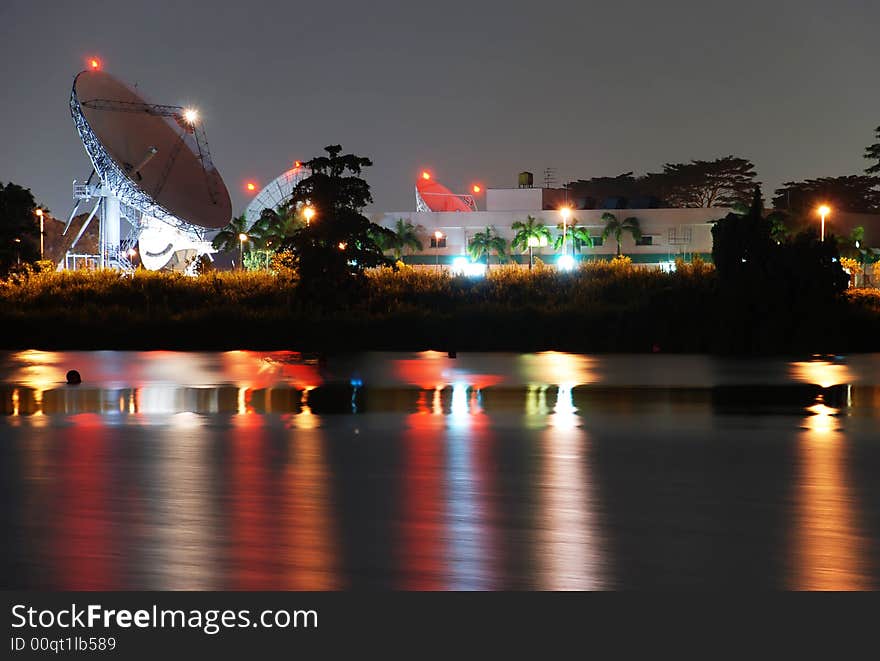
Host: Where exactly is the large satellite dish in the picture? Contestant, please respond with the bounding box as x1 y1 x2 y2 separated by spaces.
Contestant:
67 66 231 270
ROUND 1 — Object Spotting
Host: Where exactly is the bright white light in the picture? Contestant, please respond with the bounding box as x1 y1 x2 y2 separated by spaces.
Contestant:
183 108 199 124
451 256 487 277
557 254 576 272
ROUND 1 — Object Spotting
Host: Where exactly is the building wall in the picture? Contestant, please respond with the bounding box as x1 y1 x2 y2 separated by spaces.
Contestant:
484 188 543 211
369 207 728 265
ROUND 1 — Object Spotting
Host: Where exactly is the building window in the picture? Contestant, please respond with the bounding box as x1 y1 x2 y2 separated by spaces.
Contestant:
590 235 604 247
635 236 654 246
430 236 447 248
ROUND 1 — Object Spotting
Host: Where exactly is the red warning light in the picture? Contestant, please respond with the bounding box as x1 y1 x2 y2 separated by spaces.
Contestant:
89 57 101 71
472 184 482 194
246 182 257 192
421 171 431 181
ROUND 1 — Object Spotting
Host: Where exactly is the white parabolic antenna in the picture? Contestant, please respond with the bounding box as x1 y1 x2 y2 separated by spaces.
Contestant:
244 164 309 228
67 68 232 270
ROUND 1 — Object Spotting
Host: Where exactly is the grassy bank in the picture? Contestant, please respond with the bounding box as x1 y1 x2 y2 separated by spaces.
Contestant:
0 262 878 353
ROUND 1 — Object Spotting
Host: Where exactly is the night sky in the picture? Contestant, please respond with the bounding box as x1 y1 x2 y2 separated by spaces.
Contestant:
2 0 878 219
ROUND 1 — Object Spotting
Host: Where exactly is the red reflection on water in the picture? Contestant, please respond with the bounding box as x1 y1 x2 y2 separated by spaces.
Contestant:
222 352 322 389
52 414 119 589
228 415 278 589
392 358 503 391
397 392 446 589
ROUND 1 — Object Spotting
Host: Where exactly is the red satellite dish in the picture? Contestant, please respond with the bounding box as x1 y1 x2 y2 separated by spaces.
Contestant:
415 176 473 212
72 70 231 229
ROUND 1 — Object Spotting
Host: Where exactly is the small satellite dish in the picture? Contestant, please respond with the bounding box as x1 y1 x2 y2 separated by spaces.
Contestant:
415 173 476 212
67 67 232 270
243 164 310 228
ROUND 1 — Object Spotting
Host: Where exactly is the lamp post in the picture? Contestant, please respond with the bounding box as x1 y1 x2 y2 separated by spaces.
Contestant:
560 206 572 256
35 209 44 260
434 231 444 270
817 204 831 242
238 233 248 270
303 206 315 226
13 238 21 265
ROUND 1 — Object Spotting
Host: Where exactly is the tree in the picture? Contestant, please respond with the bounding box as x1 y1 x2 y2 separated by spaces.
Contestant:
866 126 880 174
711 185 849 299
0 181 40 274
565 173 658 209
711 186 774 282
467 226 508 267
279 145 393 297
601 213 641 256
374 218 424 260
250 203 303 251
651 156 759 208
553 219 593 255
772 175 880 215
511 215 552 269
765 210 791 243
838 226 865 259
212 214 250 254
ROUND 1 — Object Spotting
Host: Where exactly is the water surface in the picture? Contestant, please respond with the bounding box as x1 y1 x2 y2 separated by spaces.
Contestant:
2 350 879 590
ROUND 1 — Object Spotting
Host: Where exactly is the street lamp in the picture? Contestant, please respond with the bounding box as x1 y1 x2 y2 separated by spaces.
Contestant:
817 204 831 242
238 232 248 270
303 206 315 226
560 206 572 256
434 230 444 270
35 209 44 260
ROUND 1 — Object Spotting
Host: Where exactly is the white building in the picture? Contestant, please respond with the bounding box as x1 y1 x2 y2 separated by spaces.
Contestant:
371 186 729 267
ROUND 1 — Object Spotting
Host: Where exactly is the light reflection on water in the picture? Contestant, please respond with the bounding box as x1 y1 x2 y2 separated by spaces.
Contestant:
793 393 871 590
2 351 880 590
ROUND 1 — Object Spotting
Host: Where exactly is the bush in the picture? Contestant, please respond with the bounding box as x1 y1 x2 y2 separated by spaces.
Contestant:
0 263 876 353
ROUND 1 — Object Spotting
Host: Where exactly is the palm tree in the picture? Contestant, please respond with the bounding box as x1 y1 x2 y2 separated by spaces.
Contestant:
382 219 424 260
252 204 303 251
468 226 508 268
601 212 641 256
511 215 552 269
553 219 594 255
212 214 250 253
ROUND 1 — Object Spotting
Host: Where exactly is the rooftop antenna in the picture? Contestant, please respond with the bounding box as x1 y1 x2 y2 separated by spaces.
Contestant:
543 167 557 189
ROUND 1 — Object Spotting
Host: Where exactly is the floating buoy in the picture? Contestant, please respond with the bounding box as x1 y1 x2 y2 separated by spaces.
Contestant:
66 370 82 385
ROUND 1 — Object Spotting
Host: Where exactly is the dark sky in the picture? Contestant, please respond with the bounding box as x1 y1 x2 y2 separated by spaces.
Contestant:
2 0 878 218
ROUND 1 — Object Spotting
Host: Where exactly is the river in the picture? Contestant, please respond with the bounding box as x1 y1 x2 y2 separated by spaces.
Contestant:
2 350 879 590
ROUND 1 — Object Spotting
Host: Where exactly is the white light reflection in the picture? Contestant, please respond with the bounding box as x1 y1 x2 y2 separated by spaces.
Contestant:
444 382 491 589
150 415 219 589
520 352 596 388
537 384 604 589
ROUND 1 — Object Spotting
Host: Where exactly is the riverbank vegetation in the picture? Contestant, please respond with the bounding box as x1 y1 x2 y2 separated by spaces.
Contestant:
0 258 877 353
